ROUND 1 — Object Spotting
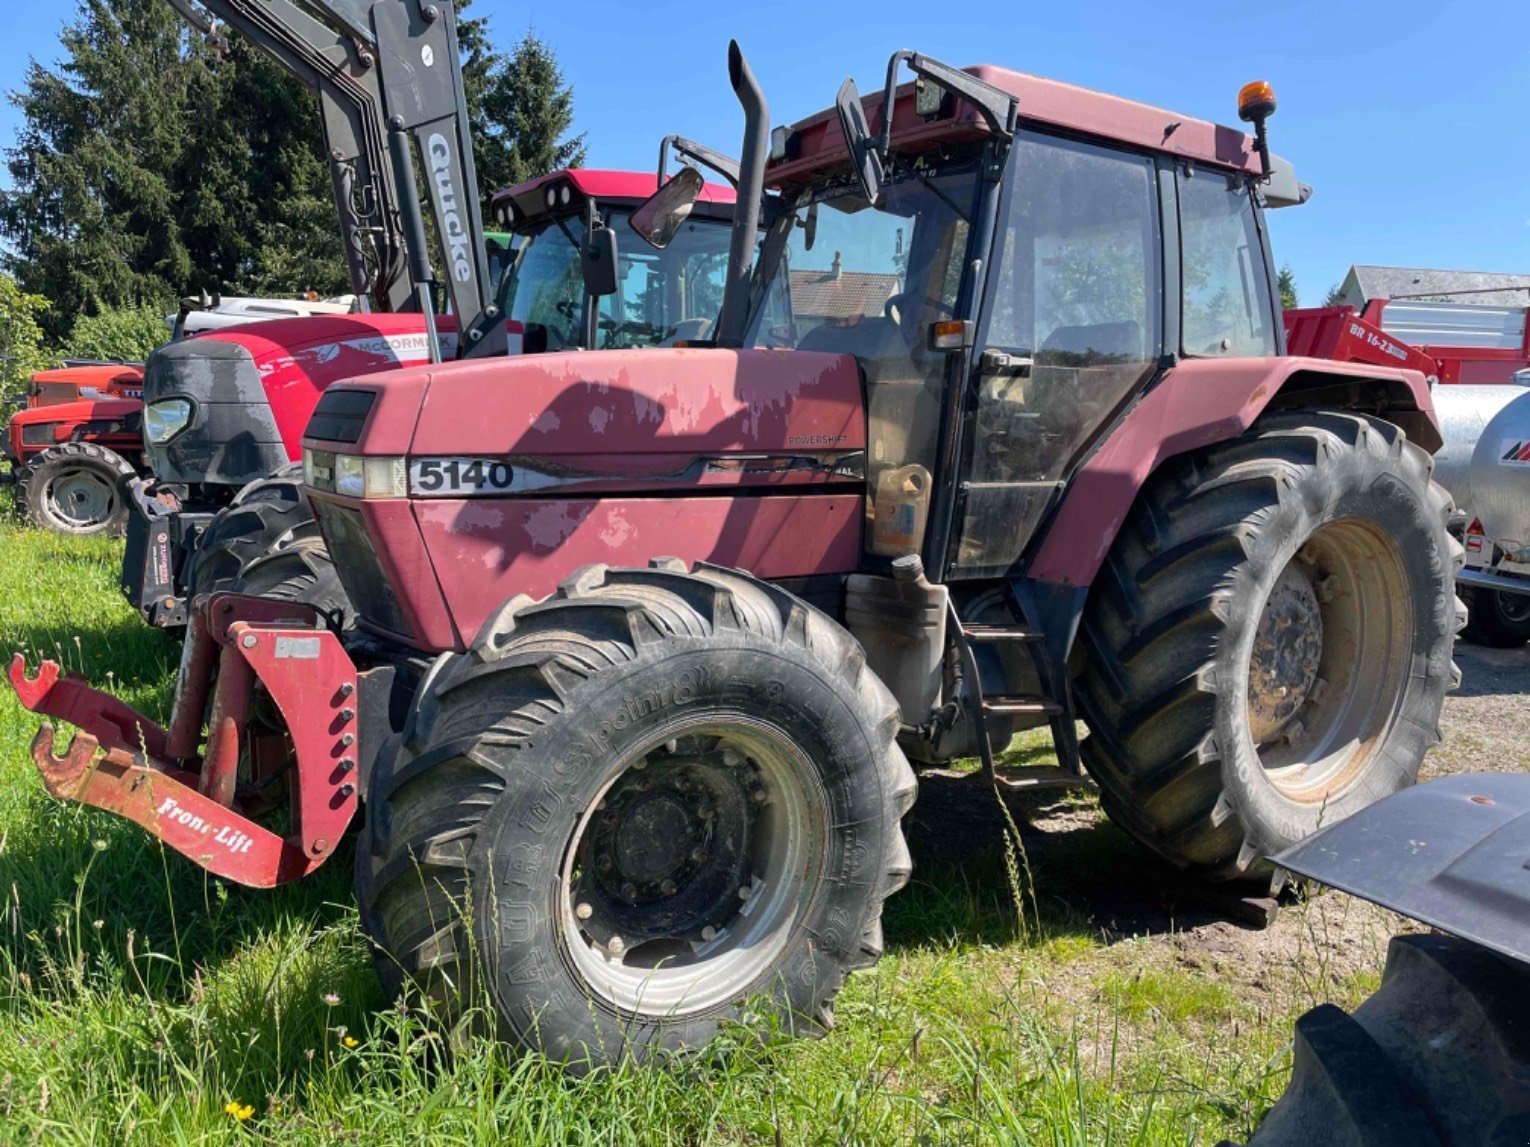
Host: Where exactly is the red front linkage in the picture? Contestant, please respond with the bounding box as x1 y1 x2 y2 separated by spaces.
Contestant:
8 594 358 888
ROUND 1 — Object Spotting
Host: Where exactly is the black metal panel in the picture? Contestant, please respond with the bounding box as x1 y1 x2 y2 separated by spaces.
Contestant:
306 388 376 444
143 340 286 486
1277 773 1530 969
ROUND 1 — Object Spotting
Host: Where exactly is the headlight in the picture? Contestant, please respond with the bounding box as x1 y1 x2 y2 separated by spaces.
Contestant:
328 452 406 499
143 398 193 444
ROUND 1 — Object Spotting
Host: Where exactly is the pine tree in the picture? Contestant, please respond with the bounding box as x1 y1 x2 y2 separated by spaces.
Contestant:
478 32 587 194
0 0 195 338
1277 263 1299 310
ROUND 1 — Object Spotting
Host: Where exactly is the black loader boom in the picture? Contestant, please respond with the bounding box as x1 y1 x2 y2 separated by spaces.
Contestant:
166 0 503 357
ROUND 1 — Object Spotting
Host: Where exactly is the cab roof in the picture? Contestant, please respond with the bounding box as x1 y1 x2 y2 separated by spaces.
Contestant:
768 66 1261 186
490 168 736 231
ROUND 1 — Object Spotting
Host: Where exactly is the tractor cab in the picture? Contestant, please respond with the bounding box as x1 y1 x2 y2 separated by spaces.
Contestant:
489 169 738 352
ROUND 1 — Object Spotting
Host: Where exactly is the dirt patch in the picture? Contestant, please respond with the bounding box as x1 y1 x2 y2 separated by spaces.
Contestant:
903 641 1528 1017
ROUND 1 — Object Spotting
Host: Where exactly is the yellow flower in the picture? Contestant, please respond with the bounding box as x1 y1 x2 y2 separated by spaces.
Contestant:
342 1036 359 1049
224 1101 254 1121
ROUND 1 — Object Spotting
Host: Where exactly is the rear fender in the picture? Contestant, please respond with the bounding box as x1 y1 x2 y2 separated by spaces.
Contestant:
1027 356 1437 587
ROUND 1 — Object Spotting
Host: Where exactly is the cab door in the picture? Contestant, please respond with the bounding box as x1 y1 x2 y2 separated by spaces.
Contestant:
950 131 1164 578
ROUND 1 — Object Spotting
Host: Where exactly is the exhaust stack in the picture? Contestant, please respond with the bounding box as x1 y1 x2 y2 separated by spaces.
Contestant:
717 40 768 349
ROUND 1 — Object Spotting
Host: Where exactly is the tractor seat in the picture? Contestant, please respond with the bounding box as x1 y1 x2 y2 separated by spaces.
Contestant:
1040 320 1144 362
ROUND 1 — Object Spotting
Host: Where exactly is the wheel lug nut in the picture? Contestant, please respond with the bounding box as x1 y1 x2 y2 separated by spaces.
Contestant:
701 926 717 942
738 884 753 900
751 788 768 804
721 747 744 767
621 882 638 900
596 854 613 873
608 936 625 956
631 758 647 771
660 879 677 896
575 902 593 920
636 779 653 793
603 812 619 828
698 806 714 821
691 848 708 864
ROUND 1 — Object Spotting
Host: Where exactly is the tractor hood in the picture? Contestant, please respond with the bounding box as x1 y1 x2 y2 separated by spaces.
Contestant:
301 347 868 651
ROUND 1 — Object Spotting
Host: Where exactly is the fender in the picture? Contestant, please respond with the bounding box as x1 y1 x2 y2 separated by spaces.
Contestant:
1028 356 1438 587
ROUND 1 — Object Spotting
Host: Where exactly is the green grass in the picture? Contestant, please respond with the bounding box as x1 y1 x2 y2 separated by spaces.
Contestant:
0 523 1381 1143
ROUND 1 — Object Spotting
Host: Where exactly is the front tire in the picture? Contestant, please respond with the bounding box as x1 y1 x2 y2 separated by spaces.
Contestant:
187 466 350 625
1076 411 1463 882
19 442 136 536
356 560 915 1066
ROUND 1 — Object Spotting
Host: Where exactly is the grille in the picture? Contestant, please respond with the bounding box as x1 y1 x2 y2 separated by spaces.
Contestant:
312 500 414 639
307 389 376 444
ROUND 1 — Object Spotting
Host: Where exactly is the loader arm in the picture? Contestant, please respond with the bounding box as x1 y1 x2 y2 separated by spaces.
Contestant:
168 0 501 355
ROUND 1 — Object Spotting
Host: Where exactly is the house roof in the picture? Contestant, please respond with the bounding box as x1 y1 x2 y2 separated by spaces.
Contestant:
1346 265 1530 306
789 268 901 320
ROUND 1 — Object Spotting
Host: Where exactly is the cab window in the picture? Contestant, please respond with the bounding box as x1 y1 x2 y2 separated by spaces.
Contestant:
1179 170 1276 357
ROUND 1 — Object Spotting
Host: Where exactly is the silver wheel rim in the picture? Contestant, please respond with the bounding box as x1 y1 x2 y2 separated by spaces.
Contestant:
42 466 117 530
557 716 827 1018
1247 518 1414 802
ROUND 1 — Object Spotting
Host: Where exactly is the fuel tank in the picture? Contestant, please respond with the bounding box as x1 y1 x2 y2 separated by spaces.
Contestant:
302 347 868 651
1432 384 1530 554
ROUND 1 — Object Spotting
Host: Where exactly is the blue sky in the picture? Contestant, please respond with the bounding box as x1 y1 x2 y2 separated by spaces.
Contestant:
4 0 1527 304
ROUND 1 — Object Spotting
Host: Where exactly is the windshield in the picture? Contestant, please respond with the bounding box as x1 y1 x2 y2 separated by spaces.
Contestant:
745 156 981 556
497 208 734 351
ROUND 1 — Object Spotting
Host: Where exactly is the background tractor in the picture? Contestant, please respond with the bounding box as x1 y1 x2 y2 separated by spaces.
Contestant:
8 15 1462 1071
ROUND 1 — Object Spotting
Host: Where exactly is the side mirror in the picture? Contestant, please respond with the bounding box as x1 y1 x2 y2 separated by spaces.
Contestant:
835 77 884 205
630 165 705 250
581 225 619 298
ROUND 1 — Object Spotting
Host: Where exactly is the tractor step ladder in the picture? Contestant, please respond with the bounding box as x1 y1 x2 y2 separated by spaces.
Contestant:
951 599 1090 793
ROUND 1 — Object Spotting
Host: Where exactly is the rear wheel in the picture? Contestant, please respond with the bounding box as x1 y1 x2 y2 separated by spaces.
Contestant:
187 466 350 625
1459 584 1530 648
1076 411 1462 882
19 442 135 536
356 560 915 1067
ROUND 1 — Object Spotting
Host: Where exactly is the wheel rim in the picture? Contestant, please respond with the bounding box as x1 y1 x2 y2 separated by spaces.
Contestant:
557 717 827 1018
41 466 117 530
1247 518 1414 802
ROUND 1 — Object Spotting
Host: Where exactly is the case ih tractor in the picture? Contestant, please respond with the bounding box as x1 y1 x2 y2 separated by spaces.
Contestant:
10 23 1462 1070
122 0 741 630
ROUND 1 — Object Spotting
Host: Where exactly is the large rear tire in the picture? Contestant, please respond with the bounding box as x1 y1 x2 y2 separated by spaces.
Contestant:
1075 411 1463 882
19 442 135 536
1232 934 1530 1146
187 466 350 624
356 560 915 1067
1459 584 1530 649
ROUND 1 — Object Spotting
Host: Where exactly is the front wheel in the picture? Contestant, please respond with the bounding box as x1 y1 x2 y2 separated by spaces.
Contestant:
19 442 136 536
1076 411 1463 883
356 560 915 1067
1459 584 1530 648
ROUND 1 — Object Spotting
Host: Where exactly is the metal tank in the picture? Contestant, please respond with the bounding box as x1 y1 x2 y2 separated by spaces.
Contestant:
1463 387 1530 557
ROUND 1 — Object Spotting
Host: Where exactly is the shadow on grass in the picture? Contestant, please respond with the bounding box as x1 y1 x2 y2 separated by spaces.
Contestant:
887 767 1256 956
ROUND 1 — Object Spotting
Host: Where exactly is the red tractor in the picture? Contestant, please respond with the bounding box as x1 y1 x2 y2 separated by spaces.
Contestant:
11 30 1461 1070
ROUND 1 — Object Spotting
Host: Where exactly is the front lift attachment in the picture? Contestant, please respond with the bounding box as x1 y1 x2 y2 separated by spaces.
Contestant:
8 594 358 888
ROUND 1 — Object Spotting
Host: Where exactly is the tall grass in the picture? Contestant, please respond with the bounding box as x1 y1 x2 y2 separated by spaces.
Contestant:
0 524 1378 1143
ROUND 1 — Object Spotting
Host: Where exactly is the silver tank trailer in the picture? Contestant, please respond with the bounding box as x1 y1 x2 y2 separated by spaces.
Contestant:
1430 384 1530 556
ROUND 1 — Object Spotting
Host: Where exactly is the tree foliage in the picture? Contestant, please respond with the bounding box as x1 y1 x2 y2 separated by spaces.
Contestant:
2 1 584 339
0 276 53 416
62 302 168 363
1277 264 1299 311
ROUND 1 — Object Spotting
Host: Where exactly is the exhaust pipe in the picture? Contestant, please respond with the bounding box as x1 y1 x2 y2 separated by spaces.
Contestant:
717 40 768 349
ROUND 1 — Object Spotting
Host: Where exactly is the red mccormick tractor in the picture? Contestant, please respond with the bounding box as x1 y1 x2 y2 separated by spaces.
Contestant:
11 41 1462 1068
125 168 738 628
